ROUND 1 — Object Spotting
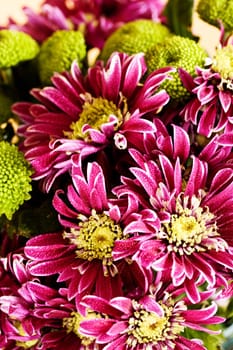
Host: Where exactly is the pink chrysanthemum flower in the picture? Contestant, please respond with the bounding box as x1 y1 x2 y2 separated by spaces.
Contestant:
24 161 154 309
0 252 99 349
79 282 224 350
179 43 233 138
6 0 166 48
14 52 171 191
5 4 69 43
30 287 101 350
0 253 48 349
114 122 233 303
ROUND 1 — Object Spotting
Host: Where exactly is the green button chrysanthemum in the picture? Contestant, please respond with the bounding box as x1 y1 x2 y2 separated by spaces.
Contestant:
197 0 233 31
0 141 33 219
211 45 233 80
100 19 172 62
38 30 86 85
0 29 39 69
145 35 208 101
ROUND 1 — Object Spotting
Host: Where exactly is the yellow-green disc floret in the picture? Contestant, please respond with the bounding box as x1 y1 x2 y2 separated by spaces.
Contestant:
100 19 172 62
211 45 233 80
38 30 86 85
0 141 33 219
0 30 39 69
197 0 233 32
145 35 208 101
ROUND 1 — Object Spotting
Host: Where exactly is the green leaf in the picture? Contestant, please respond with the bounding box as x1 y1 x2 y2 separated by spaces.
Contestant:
226 298 233 318
182 326 225 350
163 0 198 40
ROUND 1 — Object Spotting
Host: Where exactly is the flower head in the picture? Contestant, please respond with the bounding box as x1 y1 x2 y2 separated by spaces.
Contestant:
114 123 233 302
7 4 70 43
25 161 153 308
0 141 32 219
145 35 208 101
79 282 224 350
38 29 86 85
0 253 44 349
0 29 39 69
6 0 166 49
14 52 171 191
197 0 233 31
100 19 172 62
180 43 233 137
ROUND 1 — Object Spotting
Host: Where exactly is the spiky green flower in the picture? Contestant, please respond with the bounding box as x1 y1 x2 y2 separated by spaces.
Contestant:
38 30 86 85
100 19 172 62
145 35 208 101
0 141 33 219
197 0 233 31
0 30 39 69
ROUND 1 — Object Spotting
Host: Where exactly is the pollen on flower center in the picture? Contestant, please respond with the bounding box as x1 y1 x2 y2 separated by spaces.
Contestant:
161 195 219 255
64 211 123 263
127 301 184 346
164 212 208 254
63 311 97 346
63 311 83 337
67 96 123 140
211 45 233 84
14 321 39 349
133 312 168 341
171 215 203 243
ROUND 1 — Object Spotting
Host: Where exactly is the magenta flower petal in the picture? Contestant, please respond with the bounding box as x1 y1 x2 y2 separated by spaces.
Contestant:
219 90 232 112
15 53 169 190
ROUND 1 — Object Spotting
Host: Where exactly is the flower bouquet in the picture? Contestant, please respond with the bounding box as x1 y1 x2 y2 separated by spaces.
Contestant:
0 0 233 349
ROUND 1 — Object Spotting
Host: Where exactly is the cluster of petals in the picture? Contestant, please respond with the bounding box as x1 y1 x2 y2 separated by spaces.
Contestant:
6 0 165 48
113 120 233 302
78 281 224 350
179 62 233 138
14 52 171 191
0 252 100 349
0 253 46 348
2 2 233 348
24 161 154 309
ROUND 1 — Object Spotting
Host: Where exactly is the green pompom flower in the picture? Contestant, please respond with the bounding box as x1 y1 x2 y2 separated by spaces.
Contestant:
0 30 39 69
145 35 208 101
0 141 33 219
100 19 172 62
38 30 86 85
197 0 233 32
211 45 233 80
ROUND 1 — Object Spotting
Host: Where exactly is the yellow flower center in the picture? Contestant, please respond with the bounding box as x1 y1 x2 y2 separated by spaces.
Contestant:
211 45 233 88
63 311 98 346
161 196 219 255
170 215 204 244
66 96 123 140
64 211 123 263
14 322 39 349
127 301 184 346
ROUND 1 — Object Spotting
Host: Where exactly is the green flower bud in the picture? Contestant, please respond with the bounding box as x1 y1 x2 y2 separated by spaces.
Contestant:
100 19 172 62
0 30 39 69
145 35 208 101
197 0 233 31
0 141 33 219
38 30 86 85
